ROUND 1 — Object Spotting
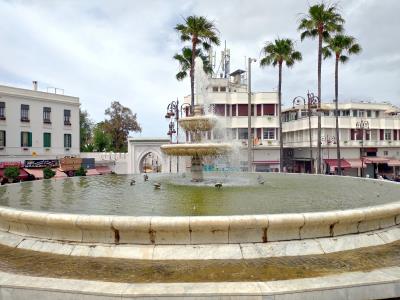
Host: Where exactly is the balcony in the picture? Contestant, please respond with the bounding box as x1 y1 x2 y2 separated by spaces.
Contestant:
20 117 30 123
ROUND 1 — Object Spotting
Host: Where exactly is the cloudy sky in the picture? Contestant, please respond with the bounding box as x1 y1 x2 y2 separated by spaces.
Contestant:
0 0 399 137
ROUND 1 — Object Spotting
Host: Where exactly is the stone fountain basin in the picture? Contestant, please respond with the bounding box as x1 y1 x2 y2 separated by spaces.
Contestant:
0 199 400 245
160 143 232 156
178 115 218 132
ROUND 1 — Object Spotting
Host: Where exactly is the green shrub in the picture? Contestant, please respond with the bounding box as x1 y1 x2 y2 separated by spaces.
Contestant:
75 166 87 176
43 167 56 179
4 166 19 182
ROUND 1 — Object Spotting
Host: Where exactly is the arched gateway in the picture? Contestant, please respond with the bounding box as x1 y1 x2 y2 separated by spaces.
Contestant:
127 138 185 174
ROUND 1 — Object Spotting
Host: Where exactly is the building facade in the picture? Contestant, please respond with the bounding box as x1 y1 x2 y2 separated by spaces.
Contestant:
185 70 280 172
282 102 400 178
0 84 80 161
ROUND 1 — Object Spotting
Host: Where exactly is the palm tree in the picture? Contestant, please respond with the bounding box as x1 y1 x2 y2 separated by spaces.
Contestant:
260 38 302 172
323 34 361 175
175 16 220 111
173 47 213 81
298 3 344 174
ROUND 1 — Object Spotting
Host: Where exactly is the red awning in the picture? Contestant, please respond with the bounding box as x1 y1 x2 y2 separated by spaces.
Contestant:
24 168 44 179
346 159 365 169
323 159 351 169
54 169 67 179
86 169 100 176
388 159 400 167
0 168 29 179
95 166 112 175
364 157 390 164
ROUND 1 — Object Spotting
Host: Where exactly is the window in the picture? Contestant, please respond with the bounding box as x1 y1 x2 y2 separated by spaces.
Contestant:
384 129 392 140
231 104 236 116
220 87 226 92
263 104 275 116
43 133 51 148
237 104 248 116
352 110 357 117
257 104 262 116
0 102 5 120
21 104 30 122
367 110 372 117
238 128 248 139
0 131 5 147
263 128 275 140
21 132 32 147
214 104 225 116
212 86 218 92
375 111 380 118
64 110 71 125
384 150 389 156
43 107 51 123
64 134 72 148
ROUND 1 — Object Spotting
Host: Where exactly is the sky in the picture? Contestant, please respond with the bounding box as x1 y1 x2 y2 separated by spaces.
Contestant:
0 0 399 137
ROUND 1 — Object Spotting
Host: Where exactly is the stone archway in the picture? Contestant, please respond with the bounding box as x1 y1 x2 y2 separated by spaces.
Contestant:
127 138 186 174
137 151 162 173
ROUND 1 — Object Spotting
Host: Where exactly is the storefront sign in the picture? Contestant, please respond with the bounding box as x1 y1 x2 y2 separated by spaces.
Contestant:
0 162 22 169
24 160 60 168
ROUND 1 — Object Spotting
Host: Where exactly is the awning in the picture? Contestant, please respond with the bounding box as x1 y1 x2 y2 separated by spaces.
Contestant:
346 159 364 169
24 168 44 179
54 169 67 179
0 168 29 179
364 157 390 164
95 166 112 175
388 159 400 167
253 160 280 164
323 159 351 169
86 169 100 176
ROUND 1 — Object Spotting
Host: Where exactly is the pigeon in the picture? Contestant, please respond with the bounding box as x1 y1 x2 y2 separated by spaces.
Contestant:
144 174 149 181
130 179 135 186
153 182 161 189
215 182 222 189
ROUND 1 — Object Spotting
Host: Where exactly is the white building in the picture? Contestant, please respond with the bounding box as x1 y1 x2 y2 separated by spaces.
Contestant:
185 69 280 172
0 83 80 161
282 101 400 178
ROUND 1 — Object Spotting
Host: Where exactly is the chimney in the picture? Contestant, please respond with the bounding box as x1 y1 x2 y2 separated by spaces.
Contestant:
32 81 38 91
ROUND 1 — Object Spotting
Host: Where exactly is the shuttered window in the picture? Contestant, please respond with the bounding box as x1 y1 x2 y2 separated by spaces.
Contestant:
64 110 71 125
64 134 72 148
0 102 5 119
0 131 5 147
21 132 32 147
43 107 51 123
21 104 29 121
43 133 51 148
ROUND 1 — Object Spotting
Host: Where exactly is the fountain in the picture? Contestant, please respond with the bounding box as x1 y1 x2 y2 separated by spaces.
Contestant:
161 57 231 181
160 105 231 181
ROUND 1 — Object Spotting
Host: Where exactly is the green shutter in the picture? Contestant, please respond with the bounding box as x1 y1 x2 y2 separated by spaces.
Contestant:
43 133 51 148
3 131 5 147
28 132 32 147
64 134 66 147
21 132 23 147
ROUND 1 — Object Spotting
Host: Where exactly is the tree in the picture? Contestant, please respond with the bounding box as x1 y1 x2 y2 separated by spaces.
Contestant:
80 110 93 152
323 34 361 175
174 47 213 81
175 15 220 110
93 122 112 152
103 101 141 152
260 38 302 172
43 167 56 179
298 2 344 174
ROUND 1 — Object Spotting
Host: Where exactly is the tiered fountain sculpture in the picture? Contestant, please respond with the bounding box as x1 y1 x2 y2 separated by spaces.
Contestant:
160 105 231 181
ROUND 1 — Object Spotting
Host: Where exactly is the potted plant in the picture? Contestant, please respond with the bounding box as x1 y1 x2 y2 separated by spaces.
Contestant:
43 167 56 179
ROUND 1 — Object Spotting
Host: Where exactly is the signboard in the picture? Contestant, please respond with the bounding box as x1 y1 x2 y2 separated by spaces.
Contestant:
0 162 22 169
24 160 59 168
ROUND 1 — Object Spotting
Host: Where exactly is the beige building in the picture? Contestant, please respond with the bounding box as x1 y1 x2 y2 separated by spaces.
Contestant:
0 83 80 161
282 101 400 178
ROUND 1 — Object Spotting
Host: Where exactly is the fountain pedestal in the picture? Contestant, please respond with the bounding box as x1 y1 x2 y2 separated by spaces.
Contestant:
191 155 203 182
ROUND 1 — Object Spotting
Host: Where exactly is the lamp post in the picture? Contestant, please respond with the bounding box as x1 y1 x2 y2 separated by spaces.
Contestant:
165 100 191 173
321 134 336 172
247 57 256 173
307 92 321 173
356 119 369 177
292 92 319 174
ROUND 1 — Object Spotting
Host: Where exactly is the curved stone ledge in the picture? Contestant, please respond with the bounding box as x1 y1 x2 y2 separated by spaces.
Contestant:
1 201 400 245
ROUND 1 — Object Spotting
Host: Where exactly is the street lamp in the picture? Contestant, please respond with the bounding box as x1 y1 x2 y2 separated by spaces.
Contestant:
165 100 192 173
306 92 321 173
247 57 256 173
356 119 369 177
291 92 319 173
